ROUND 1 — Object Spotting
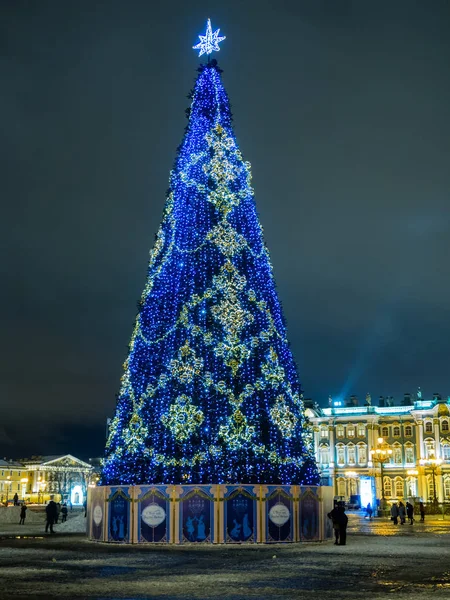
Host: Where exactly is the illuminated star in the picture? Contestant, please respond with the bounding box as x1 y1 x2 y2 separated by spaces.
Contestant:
193 18 226 57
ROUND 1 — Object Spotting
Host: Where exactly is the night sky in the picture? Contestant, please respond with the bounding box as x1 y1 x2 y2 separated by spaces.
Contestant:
2 0 450 460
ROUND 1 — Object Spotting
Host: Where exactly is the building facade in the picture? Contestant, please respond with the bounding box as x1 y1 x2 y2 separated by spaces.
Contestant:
0 454 93 505
306 392 450 508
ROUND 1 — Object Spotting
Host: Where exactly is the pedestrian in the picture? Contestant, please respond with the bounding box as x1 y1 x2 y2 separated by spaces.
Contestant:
19 502 27 525
61 503 68 523
366 503 373 521
390 502 399 525
327 504 342 545
406 502 414 524
337 504 349 545
419 501 425 522
398 501 406 525
45 499 57 534
13 492 19 506
54 502 61 524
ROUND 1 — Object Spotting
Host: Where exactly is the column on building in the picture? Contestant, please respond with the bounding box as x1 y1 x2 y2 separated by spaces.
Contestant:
434 418 441 459
328 422 335 496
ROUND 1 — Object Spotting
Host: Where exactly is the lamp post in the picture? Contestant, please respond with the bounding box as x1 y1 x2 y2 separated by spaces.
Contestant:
370 437 392 514
419 458 442 504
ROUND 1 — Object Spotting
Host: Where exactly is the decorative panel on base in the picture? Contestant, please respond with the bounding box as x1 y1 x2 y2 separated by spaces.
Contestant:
88 485 333 544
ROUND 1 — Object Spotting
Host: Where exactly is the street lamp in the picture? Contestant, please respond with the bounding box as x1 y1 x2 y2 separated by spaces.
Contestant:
419 458 442 504
370 437 392 512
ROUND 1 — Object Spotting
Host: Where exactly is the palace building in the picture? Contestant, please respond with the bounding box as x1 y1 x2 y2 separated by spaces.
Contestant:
306 390 450 508
0 454 93 506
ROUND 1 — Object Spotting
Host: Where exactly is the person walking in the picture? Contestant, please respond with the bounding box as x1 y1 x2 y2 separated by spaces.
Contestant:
398 501 406 525
390 502 399 525
327 504 342 545
406 502 414 524
337 504 349 545
13 493 19 506
419 502 425 522
366 503 373 521
19 503 27 525
54 502 61 524
45 499 57 534
61 503 68 523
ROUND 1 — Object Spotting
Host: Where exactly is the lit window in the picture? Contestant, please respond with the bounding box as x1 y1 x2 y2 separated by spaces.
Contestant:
336 425 344 439
357 445 367 464
425 422 433 433
393 447 402 464
337 446 345 465
444 479 450 499
425 440 435 458
357 424 365 437
320 428 329 438
320 447 330 465
382 427 389 437
405 447 414 464
347 445 356 465
384 478 392 497
337 478 346 497
395 479 404 498
442 420 449 432
347 426 355 438
405 425 412 436
442 445 450 460
393 427 400 437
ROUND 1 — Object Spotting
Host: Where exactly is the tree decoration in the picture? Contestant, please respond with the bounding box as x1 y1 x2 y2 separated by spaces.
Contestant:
101 26 319 487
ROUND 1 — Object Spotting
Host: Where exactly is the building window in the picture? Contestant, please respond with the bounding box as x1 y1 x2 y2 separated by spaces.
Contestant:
425 439 435 459
393 446 402 464
337 478 346 497
405 446 414 464
336 425 344 439
347 445 356 465
357 445 367 464
442 420 449 432
347 426 355 438
427 476 435 501
337 446 345 465
357 424 365 437
444 479 450 500
10 471 12 477
442 445 450 460
395 479 404 498
381 426 389 437
1 471 3 477
320 428 328 438
18 471 21 477
406 477 417 497
384 478 392 497
393 426 400 437
425 421 433 433
320 447 330 465
405 425 412 437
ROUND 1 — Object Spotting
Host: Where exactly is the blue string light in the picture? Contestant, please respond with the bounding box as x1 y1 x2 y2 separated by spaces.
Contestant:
101 59 320 487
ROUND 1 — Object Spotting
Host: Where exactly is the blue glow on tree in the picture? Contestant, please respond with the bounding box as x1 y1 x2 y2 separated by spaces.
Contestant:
101 59 319 486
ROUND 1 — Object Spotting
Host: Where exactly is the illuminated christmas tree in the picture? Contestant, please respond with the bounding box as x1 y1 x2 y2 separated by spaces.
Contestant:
102 20 319 486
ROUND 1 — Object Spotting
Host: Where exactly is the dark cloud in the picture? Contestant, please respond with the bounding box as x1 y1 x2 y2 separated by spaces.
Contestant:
2 0 450 458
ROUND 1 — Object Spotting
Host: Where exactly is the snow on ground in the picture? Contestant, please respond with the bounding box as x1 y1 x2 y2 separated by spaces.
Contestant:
0 506 44 524
0 513 449 599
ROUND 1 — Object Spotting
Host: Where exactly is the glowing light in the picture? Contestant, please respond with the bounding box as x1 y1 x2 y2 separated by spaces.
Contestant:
101 57 319 487
193 18 226 57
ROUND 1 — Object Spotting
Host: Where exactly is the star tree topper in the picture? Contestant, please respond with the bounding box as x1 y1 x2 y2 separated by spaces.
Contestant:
193 18 226 57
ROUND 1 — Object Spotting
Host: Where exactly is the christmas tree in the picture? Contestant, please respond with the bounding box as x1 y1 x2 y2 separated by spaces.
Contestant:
102 20 319 487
